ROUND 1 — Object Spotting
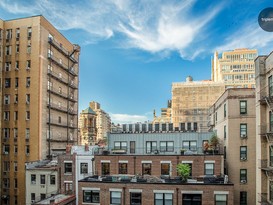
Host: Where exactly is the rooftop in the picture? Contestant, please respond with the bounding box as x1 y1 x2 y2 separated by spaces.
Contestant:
35 194 75 205
25 160 58 170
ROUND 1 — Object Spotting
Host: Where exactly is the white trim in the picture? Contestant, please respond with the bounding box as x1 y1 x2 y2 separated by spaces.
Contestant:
109 188 122 192
153 190 174 194
160 161 171 163
119 160 128 163
64 160 72 163
129 189 142 193
82 187 100 191
214 191 229 195
141 160 152 163
204 160 215 163
64 181 72 183
182 161 193 164
101 160 110 163
181 191 203 194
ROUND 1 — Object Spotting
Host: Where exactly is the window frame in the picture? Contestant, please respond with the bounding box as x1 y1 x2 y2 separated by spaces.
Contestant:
80 163 88 174
161 163 170 175
160 141 174 152
118 163 128 174
83 190 100 203
205 163 214 175
240 124 247 138
130 192 142 205
215 194 227 205
240 146 247 160
240 101 247 114
240 169 247 183
110 191 121 205
146 141 157 154
154 193 173 205
240 191 247 205
101 162 110 176
142 163 152 175
64 163 72 174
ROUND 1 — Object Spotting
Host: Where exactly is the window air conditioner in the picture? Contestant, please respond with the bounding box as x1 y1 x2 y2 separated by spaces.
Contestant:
241 134 247 138
240 180 247 183
240 157 247 161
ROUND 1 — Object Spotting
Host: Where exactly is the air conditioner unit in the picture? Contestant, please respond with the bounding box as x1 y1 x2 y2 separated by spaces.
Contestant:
14 101 18 104
26 100 30 104
4 152 8 155
31 200 35 203
15 67 19 71
240 180 247 183
241 134 247 138
240 157 247 161
26 67 30 70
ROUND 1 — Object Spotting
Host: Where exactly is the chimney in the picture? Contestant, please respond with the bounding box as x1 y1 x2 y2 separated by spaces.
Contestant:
85 143 89 152
66 145 71 155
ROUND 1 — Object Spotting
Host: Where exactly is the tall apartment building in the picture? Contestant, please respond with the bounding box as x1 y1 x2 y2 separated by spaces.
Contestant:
209 88 256 205
89 101 111 142
153 100 172 123
212 48 257 88
172 76 225 131
255 51 273 204
0 16 79 205
79 107 97 145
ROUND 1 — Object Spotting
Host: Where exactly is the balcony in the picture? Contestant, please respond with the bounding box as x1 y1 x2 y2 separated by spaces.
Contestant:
47 54 69 71
47 69 68 85
47 102 70 114
47 86 68 99
48 38 69 56
258 159 273 179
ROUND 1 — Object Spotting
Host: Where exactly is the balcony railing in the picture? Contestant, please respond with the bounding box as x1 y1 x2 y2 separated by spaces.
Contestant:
258 124 273 136
47 69 68 85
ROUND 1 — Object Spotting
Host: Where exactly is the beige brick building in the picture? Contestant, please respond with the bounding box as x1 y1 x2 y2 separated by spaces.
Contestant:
0 16 79 204
212 48 257 88
255 51 273 204
209 88 256 205
79 107 97 145
172 76 225 131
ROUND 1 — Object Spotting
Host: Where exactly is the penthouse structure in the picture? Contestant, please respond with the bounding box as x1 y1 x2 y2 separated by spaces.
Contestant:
0 15 80 204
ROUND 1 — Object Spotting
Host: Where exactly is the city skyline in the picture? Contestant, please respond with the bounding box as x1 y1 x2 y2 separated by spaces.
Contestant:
0 0 272 124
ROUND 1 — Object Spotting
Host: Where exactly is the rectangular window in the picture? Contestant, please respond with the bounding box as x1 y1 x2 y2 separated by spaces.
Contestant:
4 94 10 105
240 101 247 114
183 194 202 204
50 175 55 185
26 77 30 87
15 61 19 70
14 146 18 155
224 125 226 139
16 44 19 53
142 163 151 175
224 104 226 117
15 94 18 103
27 27 32 38
15 77 19 88
14 178 18 188
182 141 197 151
5 62 11 71
161 163 170 175
3 128 10 138
26 94 30 104
130 192 141 205
14 161 18 171
101 162 110 175
15 28 20 38
215 194 227 205
119 163 128 174
240 191 247 205
31 193 35 201
130 141 135 153
14 111 18 121
4 111 10 121
240 169 247 183
26 128 30 139
80 163 88 174
64 163 72 174
110 191 121 205
114 141 127 150
26 145 30 155
3 178 10 188
3 161 10 171
146 141 157 153
240 146 247 160
26 60 31 70
155 193 173 205
26 111 30 120
205 163 214 175
40 194 46 200
83 190 100 203
5 45 11 55
269 75 273 97
160 141 174 152
31 174 36 184
5 78 11 88
240 124 247 138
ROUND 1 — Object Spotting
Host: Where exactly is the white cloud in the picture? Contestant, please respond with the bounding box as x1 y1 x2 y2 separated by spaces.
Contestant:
110 113 150 124
0 0 224 60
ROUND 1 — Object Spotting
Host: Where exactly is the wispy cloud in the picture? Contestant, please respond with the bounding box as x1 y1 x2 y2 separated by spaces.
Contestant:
214 23 273 55
0 0 224 60
110 113 150 124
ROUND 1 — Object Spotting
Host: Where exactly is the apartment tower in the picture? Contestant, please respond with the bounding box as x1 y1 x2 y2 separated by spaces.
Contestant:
79 107 97 145
171 76 225 131
212 48 257 88
0 15 80 204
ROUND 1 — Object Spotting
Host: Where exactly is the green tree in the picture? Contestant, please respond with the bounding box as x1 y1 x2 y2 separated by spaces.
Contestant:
210 134 220 150
177 163 191 182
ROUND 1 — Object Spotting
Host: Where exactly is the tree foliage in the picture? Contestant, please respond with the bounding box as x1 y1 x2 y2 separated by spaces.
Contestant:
177 163 191 182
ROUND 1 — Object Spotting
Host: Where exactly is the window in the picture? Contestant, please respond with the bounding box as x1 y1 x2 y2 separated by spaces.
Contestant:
205 163 214 175
14 111 18 121
6 29 12 39
14 161 18 171
4 145 10 154
65 182 72 192
26 128 30 139
114 141 127 150
240 101 247 114
155 193 173 205
14 178 18 188
3 128 10 138
16 44 19 53
182 141 197 151
26 77 30 87
215 112 218 122
31 174 36 184
26 94 30 104
4 94 10 104
3 161 10 171
182 194 202 204
119 163 128 174
110 191 121 204
240 191 247 205
224 125 226 139
130 192 141 205
15 77 19 88
14 146 18 155
27 44 31 53
269 75 273 97
58 116 61 123
161 163 170 175
50 175 56 185
15 94 18 103
3 178 10 188
15 28 20 38
240 124 247 138
83 190 100 203
26 60 31 70
31 193 35 201
64 163 72 174
27 27 32 38
26 145 30 155
5 78 11 88
130 141 135 153
142 163 151 175
224 104 226 117
215 194 227 205
80 163 88 174
160 141 174 152
240 169 247 183
15 61 19 70
4 111 10 121
5 62 11 71
240 146 247 160
101 162 110 175
5 45 11 55
26 111 30 120
146 141 157 153
40 194 46 200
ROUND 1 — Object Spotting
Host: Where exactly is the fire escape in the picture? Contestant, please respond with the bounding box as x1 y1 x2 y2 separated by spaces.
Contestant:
258 93 273 205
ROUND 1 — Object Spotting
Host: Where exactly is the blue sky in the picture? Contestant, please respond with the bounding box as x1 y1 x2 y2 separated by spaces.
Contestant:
0 0 272 123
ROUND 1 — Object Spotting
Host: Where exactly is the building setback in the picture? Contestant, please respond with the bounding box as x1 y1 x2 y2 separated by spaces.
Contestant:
0 15 80 204
209 88 256 205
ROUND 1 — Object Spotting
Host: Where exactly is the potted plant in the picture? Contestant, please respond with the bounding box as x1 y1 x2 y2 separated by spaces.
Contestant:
177 163 191 183
209 134 220 154
180 149 187 155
